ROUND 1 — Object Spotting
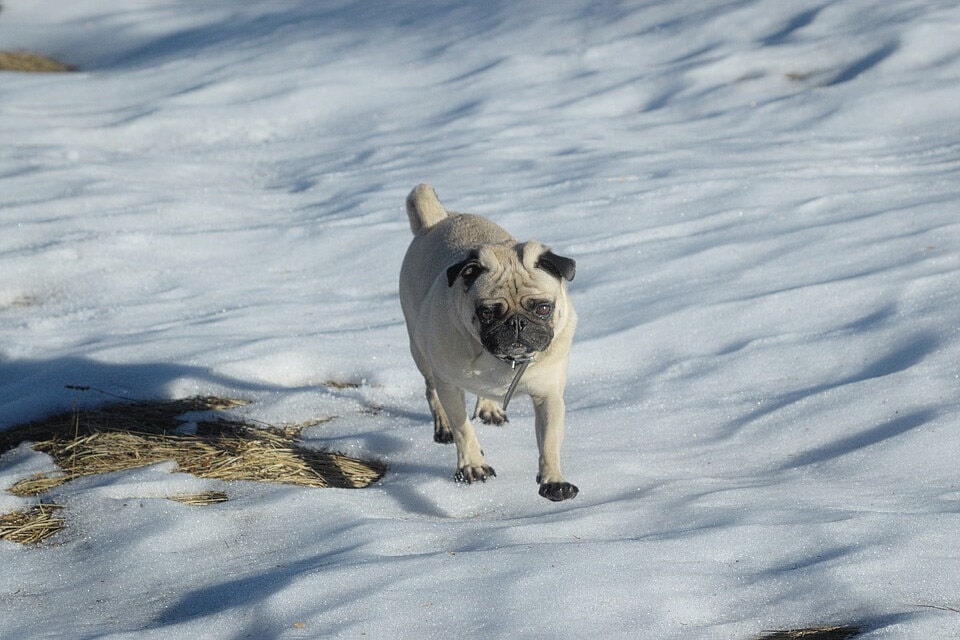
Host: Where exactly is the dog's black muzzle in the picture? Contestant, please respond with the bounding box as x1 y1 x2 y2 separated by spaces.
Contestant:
480 313 553 364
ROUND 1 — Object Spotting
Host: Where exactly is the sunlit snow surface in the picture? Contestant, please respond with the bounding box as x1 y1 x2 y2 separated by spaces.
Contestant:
2 1 960 638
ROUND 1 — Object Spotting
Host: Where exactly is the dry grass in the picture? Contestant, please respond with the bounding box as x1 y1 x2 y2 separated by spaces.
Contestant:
8 474 67 496
2 396 386 495
756 626 861 640
11 425 384 494
0 396 386 544
168 491 230 506
323 380 362 390
0 397 386 496
0 504 64 544
0 51 75 72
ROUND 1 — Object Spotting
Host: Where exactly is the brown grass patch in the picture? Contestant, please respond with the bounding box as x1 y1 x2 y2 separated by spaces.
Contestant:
784 71 815 82
323 379 362 390
0 504 64 544
0 51 75 72
1 396 385 545
756 626 861 640
167 491 230 506
1 396 386 495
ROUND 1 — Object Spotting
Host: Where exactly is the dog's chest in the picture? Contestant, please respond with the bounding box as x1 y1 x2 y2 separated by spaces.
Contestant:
443 356 516 397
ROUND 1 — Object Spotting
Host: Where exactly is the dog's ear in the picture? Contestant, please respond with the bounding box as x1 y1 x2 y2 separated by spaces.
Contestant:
447 253 487 287
536 250 576 282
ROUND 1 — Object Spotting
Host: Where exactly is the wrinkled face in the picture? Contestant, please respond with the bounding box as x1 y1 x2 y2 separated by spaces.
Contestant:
446 241 575 364
474 295 555 363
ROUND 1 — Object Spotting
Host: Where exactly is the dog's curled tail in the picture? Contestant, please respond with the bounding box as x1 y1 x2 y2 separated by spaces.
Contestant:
406 183 448 234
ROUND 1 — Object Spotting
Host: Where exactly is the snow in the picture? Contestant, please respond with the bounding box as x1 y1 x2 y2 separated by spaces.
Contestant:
2 0 960 637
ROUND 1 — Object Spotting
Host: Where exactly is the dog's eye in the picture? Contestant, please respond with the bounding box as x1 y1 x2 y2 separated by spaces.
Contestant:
534 302 553 318
477 306 496 323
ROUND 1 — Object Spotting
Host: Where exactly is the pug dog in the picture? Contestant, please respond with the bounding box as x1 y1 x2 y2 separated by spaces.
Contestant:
399 184 578 501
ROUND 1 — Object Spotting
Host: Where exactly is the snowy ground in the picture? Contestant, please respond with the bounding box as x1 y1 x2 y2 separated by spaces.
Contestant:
2 1 960 638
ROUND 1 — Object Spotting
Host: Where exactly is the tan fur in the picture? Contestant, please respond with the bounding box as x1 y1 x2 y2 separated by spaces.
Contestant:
404 183 448 233
399 184 579 501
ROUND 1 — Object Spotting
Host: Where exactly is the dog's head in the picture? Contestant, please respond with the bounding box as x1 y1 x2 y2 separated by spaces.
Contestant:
446 240 575 364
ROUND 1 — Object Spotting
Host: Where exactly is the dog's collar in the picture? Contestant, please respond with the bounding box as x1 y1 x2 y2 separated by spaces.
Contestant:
501 358 531 411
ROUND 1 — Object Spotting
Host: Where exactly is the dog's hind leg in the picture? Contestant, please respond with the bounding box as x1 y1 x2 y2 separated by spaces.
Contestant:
425 381 453 443
408 341 453 444
435 382 496 483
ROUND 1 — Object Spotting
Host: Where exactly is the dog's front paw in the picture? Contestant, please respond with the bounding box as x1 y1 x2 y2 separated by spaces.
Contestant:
538 482 579 501
433 427 454 444
474 397 508 426
455 464 497 484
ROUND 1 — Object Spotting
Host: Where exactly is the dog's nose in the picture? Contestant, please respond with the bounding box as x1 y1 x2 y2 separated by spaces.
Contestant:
507 316 527 335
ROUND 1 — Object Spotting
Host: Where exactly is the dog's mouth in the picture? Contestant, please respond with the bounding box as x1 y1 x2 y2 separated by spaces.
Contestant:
479 312 552 366
494 347 536 366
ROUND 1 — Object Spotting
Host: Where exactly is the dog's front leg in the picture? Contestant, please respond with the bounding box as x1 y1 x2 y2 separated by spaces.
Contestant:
532 393 578 501
434 382 496 483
